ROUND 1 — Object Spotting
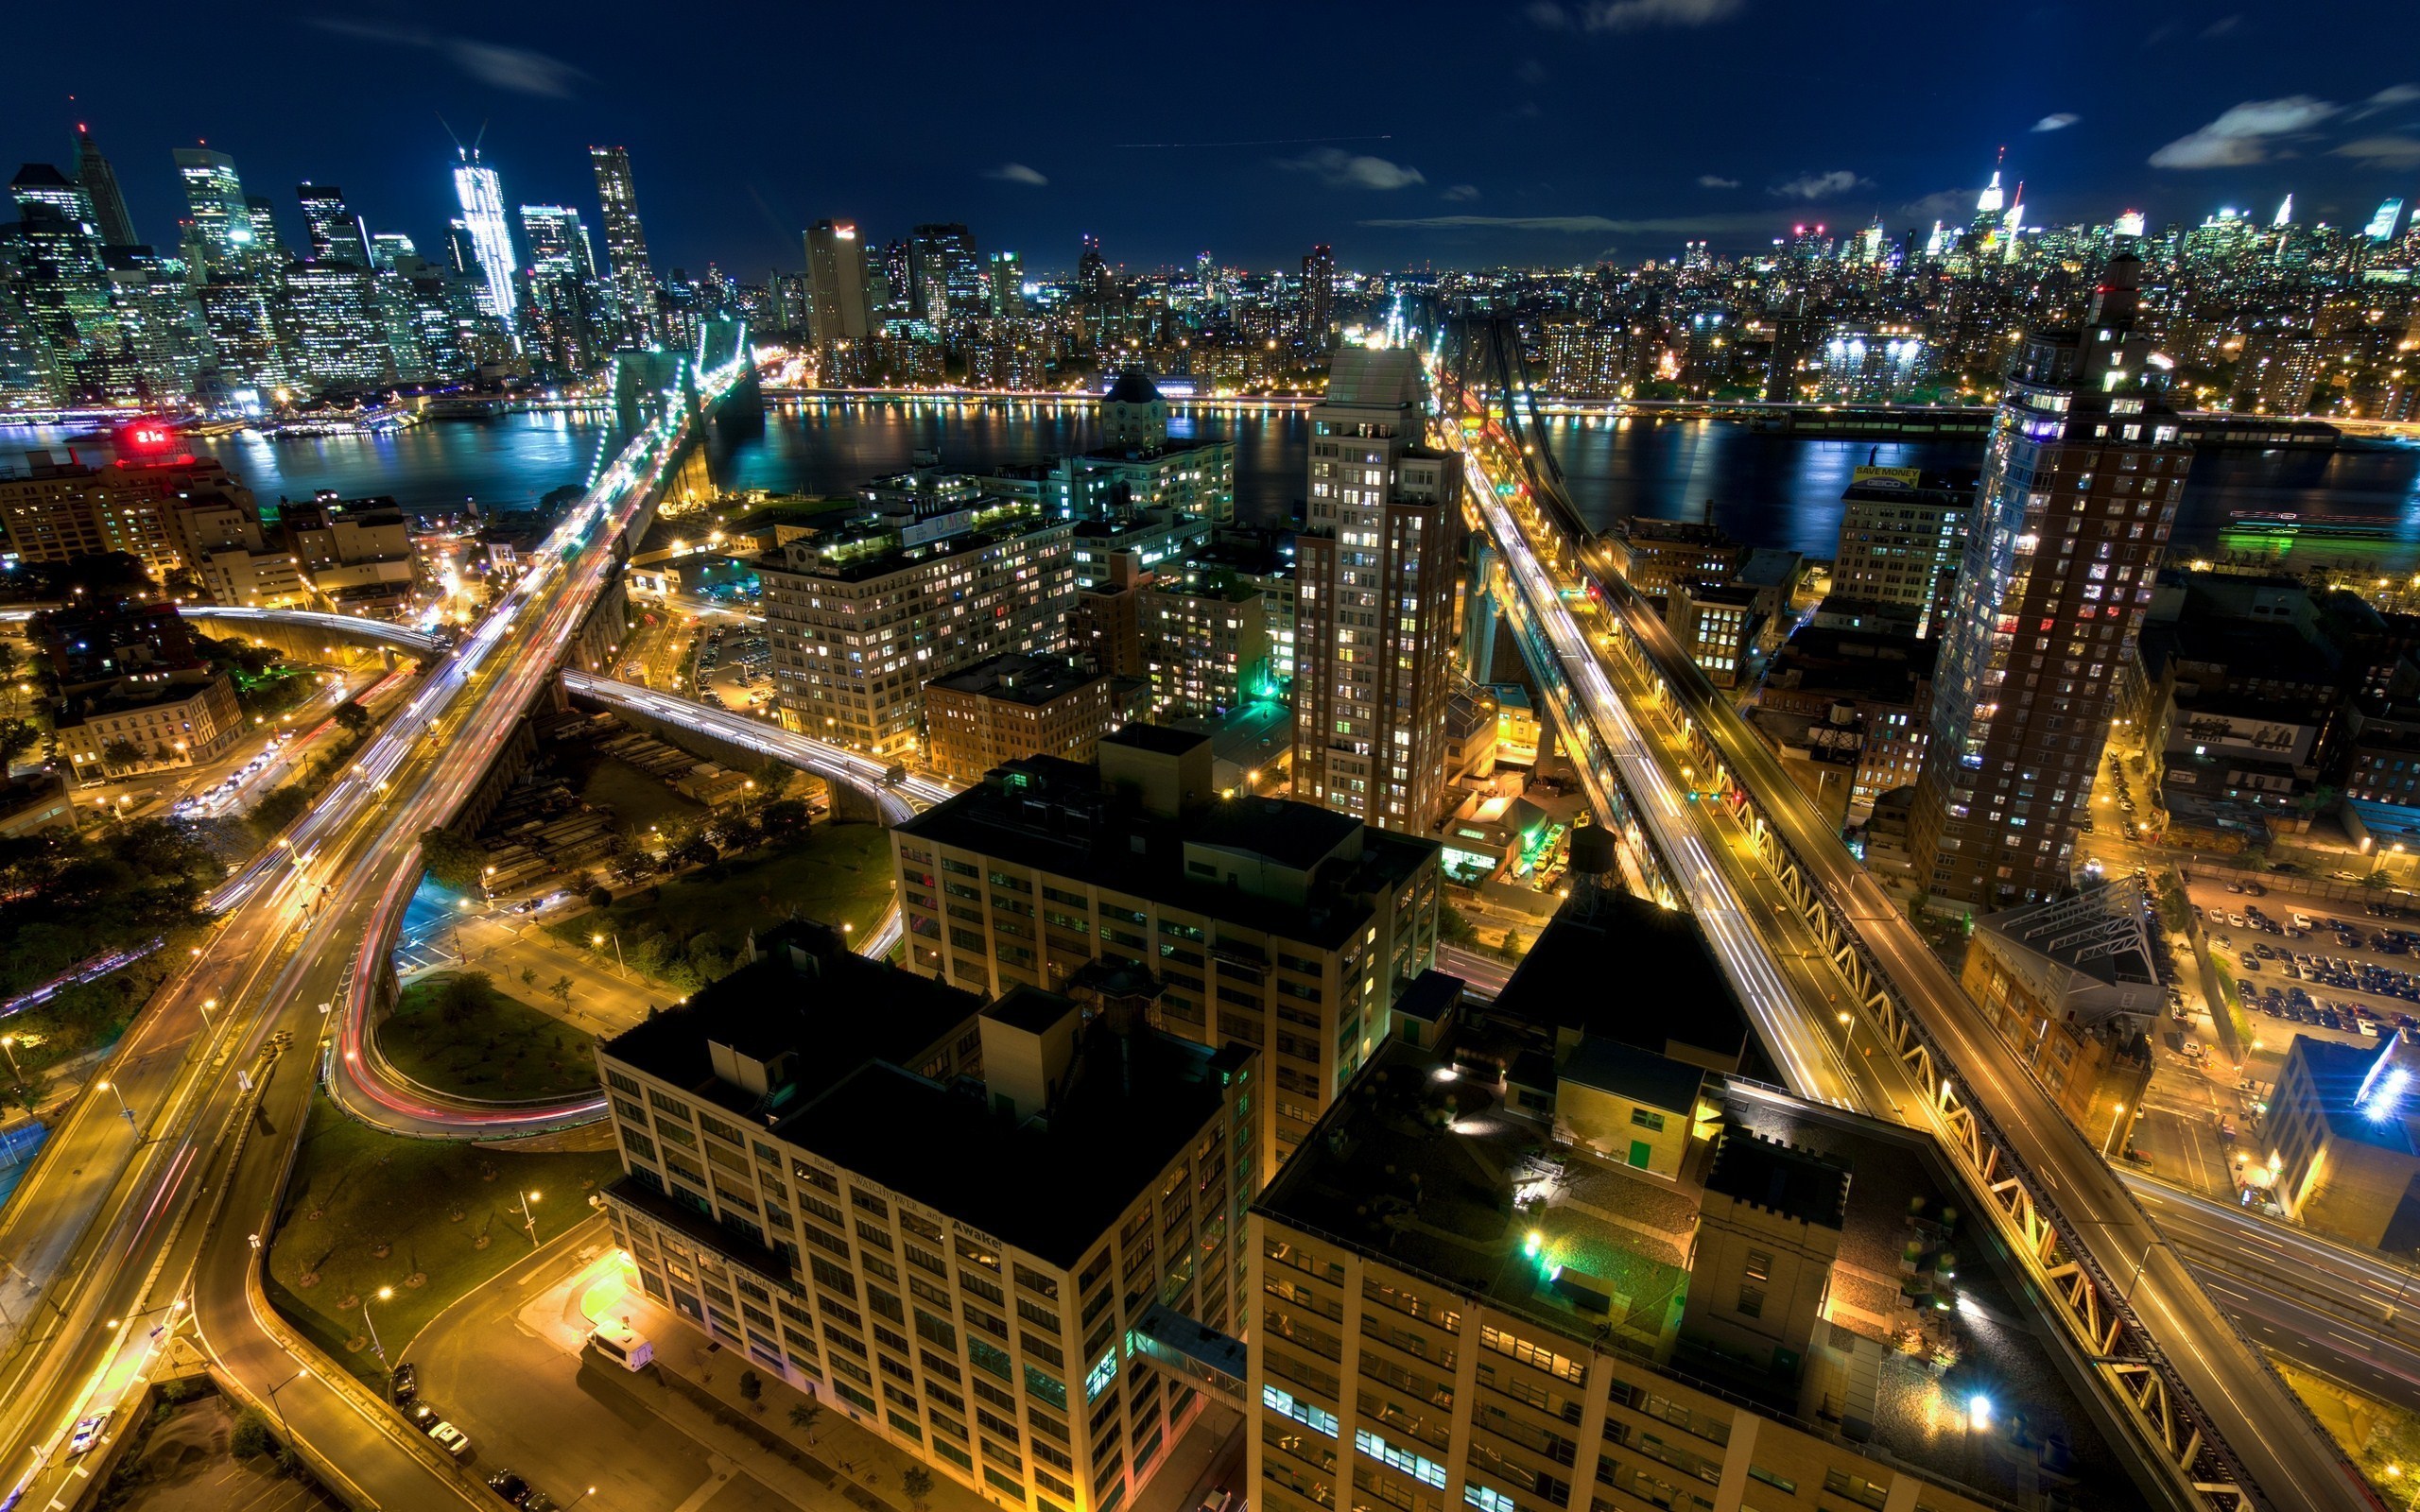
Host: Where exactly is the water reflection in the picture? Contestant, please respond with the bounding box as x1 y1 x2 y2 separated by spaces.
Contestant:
3 409 2412 561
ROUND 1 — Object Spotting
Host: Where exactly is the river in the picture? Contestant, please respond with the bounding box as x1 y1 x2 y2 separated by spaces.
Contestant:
7 403 2417 561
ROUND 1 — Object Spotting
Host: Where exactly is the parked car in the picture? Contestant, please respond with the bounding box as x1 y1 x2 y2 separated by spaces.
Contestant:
390 1362 419 1404
487 1471 532 1505
429 1422 473 1458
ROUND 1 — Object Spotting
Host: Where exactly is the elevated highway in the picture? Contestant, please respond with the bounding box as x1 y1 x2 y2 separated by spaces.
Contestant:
1439 337 2370 1512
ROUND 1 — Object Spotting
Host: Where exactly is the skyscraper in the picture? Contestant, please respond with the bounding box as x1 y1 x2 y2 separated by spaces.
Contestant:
802 219 871 349
75 128 137 248
1910 254 2187 911
297 183 369 266
908 222 977 327
1300 243 1335 344
518 205 605 374
587 146 659 345
985 249 1022 318
449 148 517 329
174 149 253 276
11 163 95 232
1291 346 1465 833
2369 198 2406 244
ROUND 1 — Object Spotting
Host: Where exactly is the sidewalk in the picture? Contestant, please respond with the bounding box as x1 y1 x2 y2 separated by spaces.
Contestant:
542 1247 996 1512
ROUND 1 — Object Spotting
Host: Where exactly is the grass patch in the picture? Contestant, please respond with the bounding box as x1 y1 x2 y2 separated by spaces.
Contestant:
576 757 706 835
266 1093 621 1383
375 971 597 1103
2208 949 2256 1052
550 821 895 983
2269 1352 2420 1499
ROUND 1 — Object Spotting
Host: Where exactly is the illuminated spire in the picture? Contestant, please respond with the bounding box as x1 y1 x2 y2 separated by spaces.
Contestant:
2272 193 2293 228
1975 147 2007 216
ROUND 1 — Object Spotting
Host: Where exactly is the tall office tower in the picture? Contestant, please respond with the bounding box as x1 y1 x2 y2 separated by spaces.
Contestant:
907 222 976 326
282 261 394 390
986 249 1022 318
449 149 517 329
173 149 255 275
1300 243 1335 344
1910 255 2187 911
518 205 604 373
367 232 416 270
5 198 111 390
296 183 369 266
1077 232 1108 303
1291 347 1465 833
11 163 95 231
74 128 137 248
802 219 871 348
2369 198 2406 244
587 146 659 344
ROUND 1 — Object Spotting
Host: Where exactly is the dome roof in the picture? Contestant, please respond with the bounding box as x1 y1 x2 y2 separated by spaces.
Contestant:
1102 369 1163 406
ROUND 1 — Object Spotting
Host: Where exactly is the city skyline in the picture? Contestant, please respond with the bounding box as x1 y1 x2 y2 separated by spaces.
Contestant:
2 0 2414 274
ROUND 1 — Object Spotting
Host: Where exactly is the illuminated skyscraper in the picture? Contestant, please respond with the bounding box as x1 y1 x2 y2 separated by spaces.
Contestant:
75 128 138 248
450 149 517 329
11 163 95 232
2369 198 2406 244
1300 243 1335 344
1910 255 2187 910
1291 346 1465 833
283 261 394 390
518 205 605 373
587 146 658 345
803 219 871 348
297 183 369 266
174 148 253 276
985 249 1022 318
908 222 977 326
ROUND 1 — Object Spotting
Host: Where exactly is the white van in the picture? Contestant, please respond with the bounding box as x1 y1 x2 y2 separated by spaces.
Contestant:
588 1318 654 1371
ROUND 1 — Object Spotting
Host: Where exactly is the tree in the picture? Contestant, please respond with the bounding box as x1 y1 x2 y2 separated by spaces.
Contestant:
758 799 813 843
333 701 372 735
100 737 146 770
2362 868 2394 892
738 1369 763 1409
0 718 36 766
587 885 614 910
229 1407 275 1458
788 1401 822 1438
901 1467 934 1508
418 828 490 891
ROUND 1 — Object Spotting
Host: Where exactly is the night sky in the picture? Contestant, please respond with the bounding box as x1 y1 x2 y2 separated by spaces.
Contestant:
5 1 2416 277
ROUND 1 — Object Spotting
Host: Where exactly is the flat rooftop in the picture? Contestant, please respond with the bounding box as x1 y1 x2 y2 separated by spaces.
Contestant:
928 652 1102 706
778 1029 1239 1269
1495 890 1752 1068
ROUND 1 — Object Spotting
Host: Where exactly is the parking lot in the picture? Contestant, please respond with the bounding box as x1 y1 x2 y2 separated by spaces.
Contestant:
2187 877 2420 1052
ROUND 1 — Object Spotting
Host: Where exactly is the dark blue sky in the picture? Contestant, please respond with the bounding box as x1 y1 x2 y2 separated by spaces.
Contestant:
8 1 2416 277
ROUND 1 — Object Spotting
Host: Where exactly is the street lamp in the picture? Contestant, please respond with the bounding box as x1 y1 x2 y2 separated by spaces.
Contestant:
97 1078 134 1128
198 997 218 1034
591 933 626 977
0 1037 19 1080
362 1286 392 1367
264 1365 309 1439
516 1190 543 1246
2100 1101 2132 1160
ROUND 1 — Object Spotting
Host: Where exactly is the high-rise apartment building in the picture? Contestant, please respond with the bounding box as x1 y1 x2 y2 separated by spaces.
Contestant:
596 919 1255 1512
759 483 1075 755
296 183 368 266
587 146 659 345
1291 347 1465 833
1911 255 2187 909
449 149 517 329
74 128 137 249
987 250 1023 319
1827 466 1973 637
804 219 873 352
890 726 1442 1161
1299 244 1335 345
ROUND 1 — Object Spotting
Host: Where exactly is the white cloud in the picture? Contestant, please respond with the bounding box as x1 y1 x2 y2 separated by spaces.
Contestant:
1528 0 1740 29
1697 174 1741 188
985 163 1048 186
2334 135 2420 166
1280 148 1426 191
1769 169 1871 200
2032 112 2081 132
2201 13 2240 37
312 19 587 96
1442 183 1481 201
1899 188 1978 221
2351 83 2420 120
2149 94 2337 168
